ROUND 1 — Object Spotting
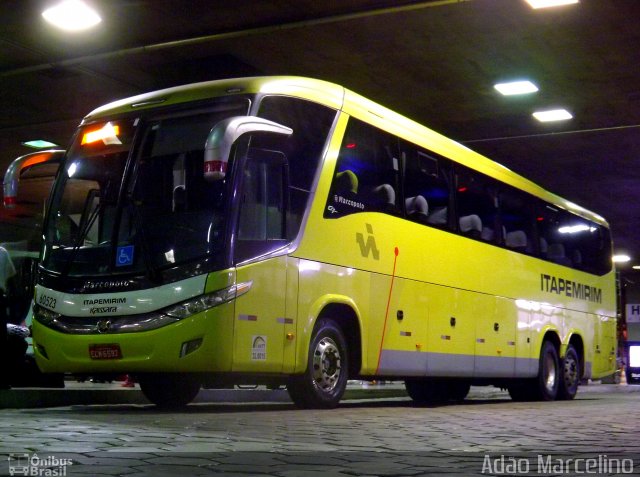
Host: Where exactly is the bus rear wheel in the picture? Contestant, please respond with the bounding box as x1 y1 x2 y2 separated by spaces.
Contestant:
558 344 580 400
287 319 348 409
507 340 559 401
138 373 201 408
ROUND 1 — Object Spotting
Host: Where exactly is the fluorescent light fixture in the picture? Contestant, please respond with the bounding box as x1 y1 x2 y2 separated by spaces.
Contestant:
613 254 631 263
558 224 595 234
532 109 573 122
525 0 579 9
630 346 640 368
22 139 59 149
42 0 101 32
633 265 640 270
494 81 539 96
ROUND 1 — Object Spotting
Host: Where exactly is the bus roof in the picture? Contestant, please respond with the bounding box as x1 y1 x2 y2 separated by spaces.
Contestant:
84 76 608 228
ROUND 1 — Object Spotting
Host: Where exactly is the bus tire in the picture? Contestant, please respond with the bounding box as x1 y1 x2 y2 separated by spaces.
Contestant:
448 381 471 401
536 340 560 401
557 344 580 400
508 341 560 401
405 378 448 404
287 319 348 409
138 373 201 408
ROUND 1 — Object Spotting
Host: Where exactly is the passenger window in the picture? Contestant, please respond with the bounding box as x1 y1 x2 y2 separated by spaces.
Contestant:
401 146 451 229
499 188 536 255
536 204 611 275
325 118 399 218
258 96 336 239
455 167 498 242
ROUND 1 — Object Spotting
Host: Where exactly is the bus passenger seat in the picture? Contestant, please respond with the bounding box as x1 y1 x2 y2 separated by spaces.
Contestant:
372 184 396 212
459 214 482 238
427 207 447 225
481 227 494 241
405 195 429 223
539 238 548 257
548 243 571 266
572 249 583 267
335 170 359 195
506 230 527 250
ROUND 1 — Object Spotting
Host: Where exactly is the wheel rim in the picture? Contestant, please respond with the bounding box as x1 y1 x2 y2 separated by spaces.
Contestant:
563 353 578 389
312 336 341 393
543 351 557 392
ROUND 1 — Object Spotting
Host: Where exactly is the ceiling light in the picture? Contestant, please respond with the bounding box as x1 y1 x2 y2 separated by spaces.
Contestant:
525 0 579 9
42 1 102 32
494 81 539 96
532 109 573 122
632 266 640 270
613 254 631 263
22 139 59 149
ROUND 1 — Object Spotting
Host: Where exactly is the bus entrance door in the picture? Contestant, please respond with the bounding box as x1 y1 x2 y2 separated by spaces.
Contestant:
231 148 291 374
233 257 288 373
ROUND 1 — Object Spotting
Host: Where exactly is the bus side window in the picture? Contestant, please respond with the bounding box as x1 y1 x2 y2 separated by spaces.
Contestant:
401 145 452 229
536 203 611 275
325 118 399 217
257 95 336 240
499 187 535 255
455 166 498 242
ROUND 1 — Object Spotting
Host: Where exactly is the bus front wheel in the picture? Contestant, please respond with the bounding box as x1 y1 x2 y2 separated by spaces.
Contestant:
287 319 348 409
138 373 201 408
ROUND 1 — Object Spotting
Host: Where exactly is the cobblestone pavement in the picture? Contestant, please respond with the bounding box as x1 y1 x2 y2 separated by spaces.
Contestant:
1 384 640 476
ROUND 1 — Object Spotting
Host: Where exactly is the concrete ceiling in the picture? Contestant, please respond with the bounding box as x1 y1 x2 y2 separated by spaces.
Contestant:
1 0 639 276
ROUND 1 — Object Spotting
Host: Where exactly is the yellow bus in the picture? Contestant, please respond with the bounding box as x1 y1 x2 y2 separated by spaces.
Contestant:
31 76 616 408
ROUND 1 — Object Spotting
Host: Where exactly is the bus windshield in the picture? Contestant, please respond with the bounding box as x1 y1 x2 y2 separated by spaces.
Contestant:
42 99 250 277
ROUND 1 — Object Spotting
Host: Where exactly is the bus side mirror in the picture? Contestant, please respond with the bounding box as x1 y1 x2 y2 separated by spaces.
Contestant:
204 116 293 182
3 150 65 208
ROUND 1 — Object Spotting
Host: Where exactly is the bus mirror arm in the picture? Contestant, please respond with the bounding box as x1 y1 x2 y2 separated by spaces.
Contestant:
203 116 293 181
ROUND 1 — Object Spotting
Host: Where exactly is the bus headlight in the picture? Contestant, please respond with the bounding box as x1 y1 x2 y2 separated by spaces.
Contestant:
33 305 61 325
163 281 252 319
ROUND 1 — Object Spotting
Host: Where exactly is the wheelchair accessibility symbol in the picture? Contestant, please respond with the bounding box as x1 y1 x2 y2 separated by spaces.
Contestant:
116 245 134 267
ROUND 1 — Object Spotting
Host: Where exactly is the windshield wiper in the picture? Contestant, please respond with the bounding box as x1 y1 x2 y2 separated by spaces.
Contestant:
60 190 104 278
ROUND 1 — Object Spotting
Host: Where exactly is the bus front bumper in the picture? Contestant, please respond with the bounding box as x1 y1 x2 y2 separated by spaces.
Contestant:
31 304 234 374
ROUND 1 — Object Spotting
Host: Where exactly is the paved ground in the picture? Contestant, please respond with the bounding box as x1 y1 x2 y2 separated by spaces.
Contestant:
1 383 639 476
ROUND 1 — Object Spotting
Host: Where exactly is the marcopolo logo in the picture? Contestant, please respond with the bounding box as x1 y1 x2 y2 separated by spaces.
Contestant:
356 223 380 260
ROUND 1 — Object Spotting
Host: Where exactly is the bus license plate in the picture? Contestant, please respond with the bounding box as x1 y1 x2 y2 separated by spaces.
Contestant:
89 344 122 360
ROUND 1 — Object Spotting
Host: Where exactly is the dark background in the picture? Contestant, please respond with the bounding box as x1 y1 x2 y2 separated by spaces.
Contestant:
1 0 639 275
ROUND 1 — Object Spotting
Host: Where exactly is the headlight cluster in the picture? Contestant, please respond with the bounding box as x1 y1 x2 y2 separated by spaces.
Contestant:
162 281 252 319
33 304 61 325
32 281 253 334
